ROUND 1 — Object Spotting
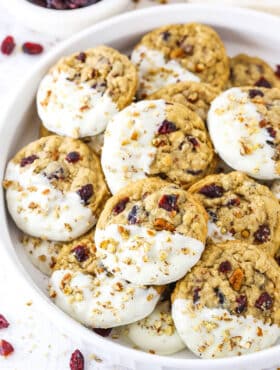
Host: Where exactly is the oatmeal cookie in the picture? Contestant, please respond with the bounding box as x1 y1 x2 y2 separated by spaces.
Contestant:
95 178 208 285
172 241 280 358
37 46 137 138
148 81 220 122
189 171 280 255
102 100 216 194
208 87 280 180
228 54 280 89
49 230 162 328
131 23 229 99
3 136 109 241
126 300 185 355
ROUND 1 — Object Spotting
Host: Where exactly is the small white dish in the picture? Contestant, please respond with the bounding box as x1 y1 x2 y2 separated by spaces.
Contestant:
1 4 280 370
1 0 130 38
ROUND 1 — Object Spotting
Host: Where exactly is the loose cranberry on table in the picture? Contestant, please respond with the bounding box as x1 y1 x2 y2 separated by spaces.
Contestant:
22 42 44 55
28 0 101 10
0 314 9 329
0 340 14 357
1 36 16 56
70 349 84 370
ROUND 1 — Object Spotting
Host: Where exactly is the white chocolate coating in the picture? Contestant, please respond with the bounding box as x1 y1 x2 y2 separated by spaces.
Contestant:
131 45 200 99
37 72 118 138
102 100 166 194
22 235 61 276
127 301 185 355
49 269 160 328
5 162 95 241
207 221 235 243
208 88 279 180
172 299 280 359
95 224 204 285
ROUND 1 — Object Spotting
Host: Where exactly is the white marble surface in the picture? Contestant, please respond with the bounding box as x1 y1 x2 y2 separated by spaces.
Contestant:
0 1 279 369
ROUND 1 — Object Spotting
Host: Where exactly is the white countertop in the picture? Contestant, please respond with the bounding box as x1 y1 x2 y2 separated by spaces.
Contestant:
0 1 278 369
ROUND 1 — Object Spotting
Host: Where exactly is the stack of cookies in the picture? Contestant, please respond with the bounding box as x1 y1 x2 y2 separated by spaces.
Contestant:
3 22 280 359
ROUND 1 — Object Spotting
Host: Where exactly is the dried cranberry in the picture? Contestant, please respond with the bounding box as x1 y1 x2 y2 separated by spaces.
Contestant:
255 292 273 311
199 184 224 198
46 0 68 8
235 295 247 314
207 209 218 223
158 120 177 135
227 198 240 207
77 184 93 204
157 172 168 180
66 151 80 163
20 154 38 167
248 89 264 99
229 228 236 235
161 31 171 41
45 167 65 180
253 224 270 244
218 261 232 274
266 126 276 138
1 36 16 55
29 0 101 9
188 136 199 149
0 340 14 357
254 77 272 88
0 315 9 329
71 245 89 262
93 328 112 337
76 52 86 62
70 349 84 370
214 287 225 304
22 42 43 55
193 287 201 303
113 197 129 215
158 194 179 212
127 205 139 224
275 65 280 78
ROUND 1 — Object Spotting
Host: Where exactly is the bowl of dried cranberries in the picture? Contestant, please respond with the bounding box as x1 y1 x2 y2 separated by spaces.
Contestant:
3 0 130 38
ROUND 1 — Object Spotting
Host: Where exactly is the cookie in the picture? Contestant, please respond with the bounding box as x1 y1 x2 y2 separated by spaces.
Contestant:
39 124 104 157
126 300 185 355
148 81 220 122
228 54 280 89
101 100 216 194
3 136 109 241
189 171 280 256
37 46 137 138
131 23 229 99
172 241 280 358
22 234 61 276
208 87 280 180
95 178 208 285
49 231 162 328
